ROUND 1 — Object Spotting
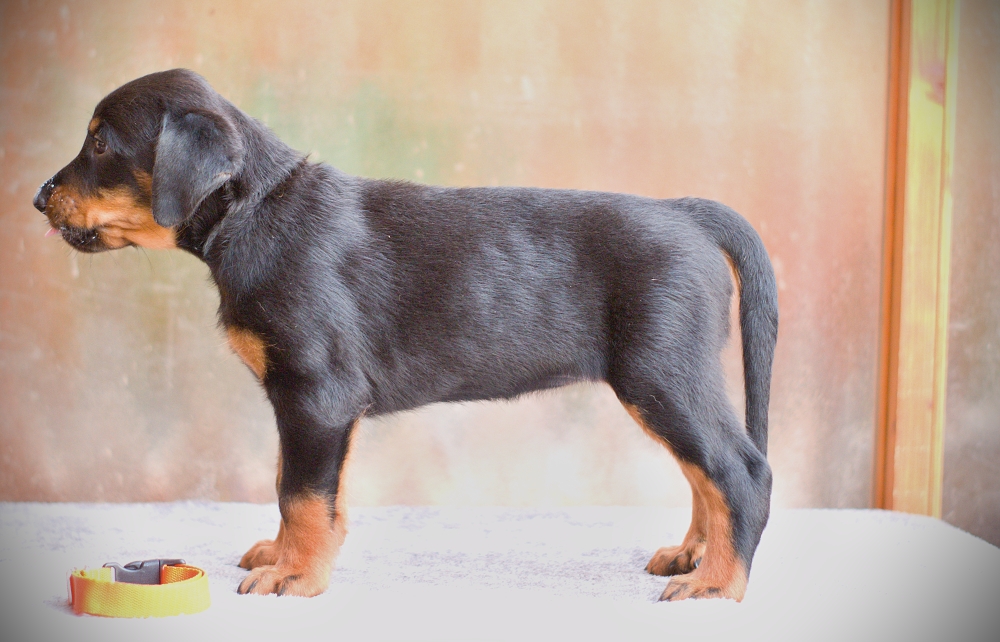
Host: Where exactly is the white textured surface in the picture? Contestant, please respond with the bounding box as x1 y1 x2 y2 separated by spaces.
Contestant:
1 503 998 641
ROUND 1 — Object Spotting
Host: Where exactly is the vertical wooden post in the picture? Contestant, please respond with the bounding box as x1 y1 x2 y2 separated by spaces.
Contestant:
875 0 959 517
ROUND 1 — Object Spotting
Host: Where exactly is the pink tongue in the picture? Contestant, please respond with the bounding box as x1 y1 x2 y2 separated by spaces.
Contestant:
45 227 59 238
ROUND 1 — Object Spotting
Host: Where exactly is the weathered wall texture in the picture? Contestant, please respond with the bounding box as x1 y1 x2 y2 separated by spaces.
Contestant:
943 0 1000 545
1 1 891 508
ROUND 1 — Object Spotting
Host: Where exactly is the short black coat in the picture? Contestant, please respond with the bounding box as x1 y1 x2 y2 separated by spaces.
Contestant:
35 69 777 601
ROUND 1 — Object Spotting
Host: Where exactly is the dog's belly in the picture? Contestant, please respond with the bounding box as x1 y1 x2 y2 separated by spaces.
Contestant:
367 299 609 412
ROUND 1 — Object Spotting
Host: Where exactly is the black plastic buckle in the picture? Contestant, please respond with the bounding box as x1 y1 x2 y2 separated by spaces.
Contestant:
102 559 185 585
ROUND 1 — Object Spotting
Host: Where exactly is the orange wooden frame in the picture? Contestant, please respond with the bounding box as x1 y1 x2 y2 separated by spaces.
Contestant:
875 0 959 517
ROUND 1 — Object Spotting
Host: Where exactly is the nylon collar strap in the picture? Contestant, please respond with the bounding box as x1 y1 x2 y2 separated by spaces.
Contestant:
69 559 210 617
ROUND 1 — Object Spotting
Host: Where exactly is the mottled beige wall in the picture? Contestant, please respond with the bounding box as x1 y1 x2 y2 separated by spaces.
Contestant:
1 0 890 508
943 0 1000 545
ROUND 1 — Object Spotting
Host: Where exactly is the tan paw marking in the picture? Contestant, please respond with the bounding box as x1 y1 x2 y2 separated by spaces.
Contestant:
659 572 744 601
239 538 281 569
646 539 706 576
237 564 330 597
236 493 347 597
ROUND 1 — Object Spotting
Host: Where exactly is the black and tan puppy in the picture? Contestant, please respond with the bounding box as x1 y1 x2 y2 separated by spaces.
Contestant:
34 69 777 601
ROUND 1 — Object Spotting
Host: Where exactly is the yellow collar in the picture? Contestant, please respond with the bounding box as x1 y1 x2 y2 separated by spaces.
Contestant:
69 559 210 618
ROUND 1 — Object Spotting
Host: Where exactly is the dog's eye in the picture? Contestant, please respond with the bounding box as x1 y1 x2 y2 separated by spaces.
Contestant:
94 139 107 155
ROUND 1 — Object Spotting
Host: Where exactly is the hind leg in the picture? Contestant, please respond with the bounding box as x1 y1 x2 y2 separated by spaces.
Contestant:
658 457 766 601
618 388 771 602
625 405 708 576
646 465 708 576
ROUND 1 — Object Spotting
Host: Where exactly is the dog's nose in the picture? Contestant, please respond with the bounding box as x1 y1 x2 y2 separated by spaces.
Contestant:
33 178 55 213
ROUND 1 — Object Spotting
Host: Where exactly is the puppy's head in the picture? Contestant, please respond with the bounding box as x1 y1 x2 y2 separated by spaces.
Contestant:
33 69 244 252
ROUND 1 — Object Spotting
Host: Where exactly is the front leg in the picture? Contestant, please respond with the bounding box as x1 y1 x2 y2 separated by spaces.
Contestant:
240 454 284 569
238 374 360 597
238 492 348 596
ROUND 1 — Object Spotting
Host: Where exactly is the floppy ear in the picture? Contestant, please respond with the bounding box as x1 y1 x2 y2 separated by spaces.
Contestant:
152 111 240 227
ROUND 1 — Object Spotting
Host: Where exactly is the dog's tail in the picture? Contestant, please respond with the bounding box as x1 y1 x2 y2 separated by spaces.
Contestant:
682 198 778 456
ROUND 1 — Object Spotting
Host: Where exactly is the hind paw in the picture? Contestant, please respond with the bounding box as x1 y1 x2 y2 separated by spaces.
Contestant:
646 540 705 576
658 568 747 602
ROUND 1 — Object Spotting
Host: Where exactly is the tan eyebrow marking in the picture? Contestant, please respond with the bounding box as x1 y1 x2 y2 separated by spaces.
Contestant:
88 117 100 135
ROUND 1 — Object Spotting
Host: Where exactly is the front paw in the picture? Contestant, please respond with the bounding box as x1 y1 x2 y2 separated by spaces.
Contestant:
239 538 280 569
237 564 330 597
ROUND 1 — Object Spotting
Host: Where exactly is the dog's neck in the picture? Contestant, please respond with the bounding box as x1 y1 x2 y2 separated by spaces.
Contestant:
174 111 305 260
